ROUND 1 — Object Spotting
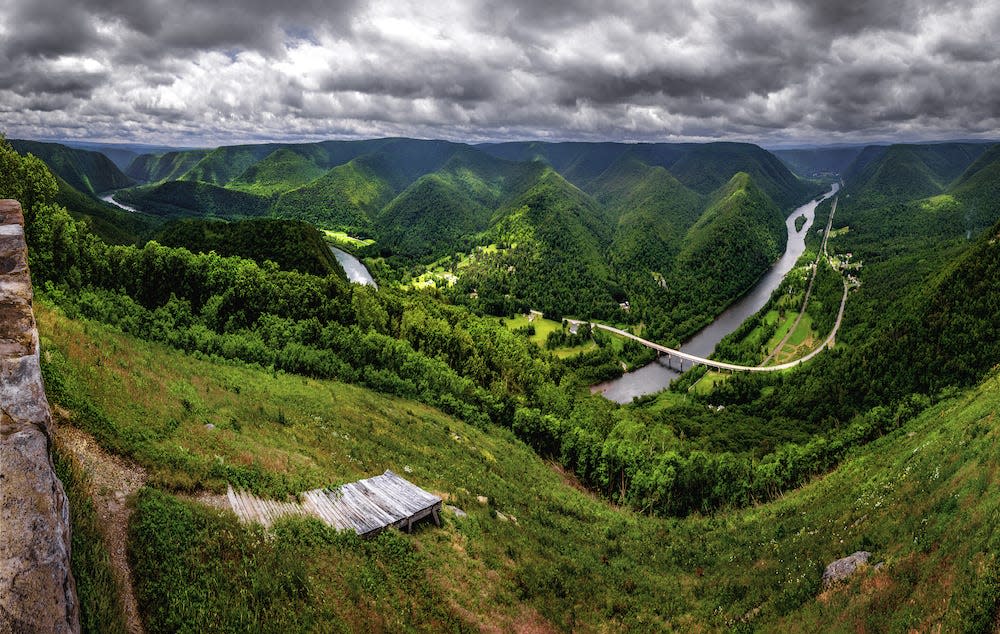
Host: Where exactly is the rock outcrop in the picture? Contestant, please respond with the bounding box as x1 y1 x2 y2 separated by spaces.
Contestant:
821 551 871 588
0 199 80 633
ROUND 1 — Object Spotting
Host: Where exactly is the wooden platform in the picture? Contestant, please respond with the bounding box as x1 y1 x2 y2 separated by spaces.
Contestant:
227 470 442 537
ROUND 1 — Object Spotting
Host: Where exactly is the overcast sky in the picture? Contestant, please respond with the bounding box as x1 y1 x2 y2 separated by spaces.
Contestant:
1 0 998 147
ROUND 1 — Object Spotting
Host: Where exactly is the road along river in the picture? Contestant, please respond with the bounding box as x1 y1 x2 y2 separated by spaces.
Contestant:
593 183 840 403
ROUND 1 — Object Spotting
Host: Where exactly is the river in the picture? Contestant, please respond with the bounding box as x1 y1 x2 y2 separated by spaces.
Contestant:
329 246 378 288
99 192 140 213
593 183 840 403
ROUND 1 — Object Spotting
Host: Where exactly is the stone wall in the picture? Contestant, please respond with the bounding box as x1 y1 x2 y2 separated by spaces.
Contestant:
0 200 79 633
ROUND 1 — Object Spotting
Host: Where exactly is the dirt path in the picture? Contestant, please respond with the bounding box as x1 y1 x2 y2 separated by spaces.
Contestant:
54 420 147 634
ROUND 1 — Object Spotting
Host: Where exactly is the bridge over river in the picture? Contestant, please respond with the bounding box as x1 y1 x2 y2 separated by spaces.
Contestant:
565 276 848 373
565 190 854 377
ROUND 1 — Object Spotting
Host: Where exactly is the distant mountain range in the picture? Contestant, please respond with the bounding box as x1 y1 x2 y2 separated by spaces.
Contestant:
12 135 1000 328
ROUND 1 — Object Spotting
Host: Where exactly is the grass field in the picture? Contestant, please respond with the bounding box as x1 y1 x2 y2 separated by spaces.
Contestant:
322 230 375 249
40 298 1000 631
768 313 818 365
690 369 730 395
763 309 798 353
503 314 598 357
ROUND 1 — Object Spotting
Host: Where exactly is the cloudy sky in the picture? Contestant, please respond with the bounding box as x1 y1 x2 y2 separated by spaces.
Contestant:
1 0 998 146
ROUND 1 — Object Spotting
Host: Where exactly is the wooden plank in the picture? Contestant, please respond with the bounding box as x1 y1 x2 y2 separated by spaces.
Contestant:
226 471 443 537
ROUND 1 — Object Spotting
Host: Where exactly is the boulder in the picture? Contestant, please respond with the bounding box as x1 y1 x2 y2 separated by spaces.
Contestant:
822 551 871 588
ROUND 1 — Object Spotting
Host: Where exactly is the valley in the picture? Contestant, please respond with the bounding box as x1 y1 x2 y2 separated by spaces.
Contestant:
4 131 1000 632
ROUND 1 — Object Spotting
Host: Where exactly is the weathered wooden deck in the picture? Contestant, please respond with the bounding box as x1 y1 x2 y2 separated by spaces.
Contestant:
226 470 442 537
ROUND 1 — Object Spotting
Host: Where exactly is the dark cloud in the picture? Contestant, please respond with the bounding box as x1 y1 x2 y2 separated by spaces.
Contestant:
0 0 997 145
800 0 922 35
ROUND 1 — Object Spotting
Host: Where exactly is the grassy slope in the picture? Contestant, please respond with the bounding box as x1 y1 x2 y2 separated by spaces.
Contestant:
38 293 1000 631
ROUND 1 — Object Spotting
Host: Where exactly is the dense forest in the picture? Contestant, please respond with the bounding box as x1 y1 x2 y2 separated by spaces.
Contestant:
155 218 346 277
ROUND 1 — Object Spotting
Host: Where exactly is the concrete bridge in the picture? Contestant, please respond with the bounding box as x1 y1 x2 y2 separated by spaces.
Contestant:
568 283 846 373
564 193 853 374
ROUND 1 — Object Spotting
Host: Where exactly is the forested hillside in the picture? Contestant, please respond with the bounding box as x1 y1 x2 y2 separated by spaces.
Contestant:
595 158 705 273
674 172 787 307
227 148 327 196
155 218 346 277
455 167 617 317
10 139 133 194
115 180 270 218
126 150 210 183
841 142 989 207
12 136 821 339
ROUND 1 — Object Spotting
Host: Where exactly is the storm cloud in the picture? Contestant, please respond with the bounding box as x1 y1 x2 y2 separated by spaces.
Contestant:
0 0 997 145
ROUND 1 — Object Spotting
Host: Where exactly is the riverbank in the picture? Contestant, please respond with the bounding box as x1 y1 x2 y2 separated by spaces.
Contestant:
593 184 840 403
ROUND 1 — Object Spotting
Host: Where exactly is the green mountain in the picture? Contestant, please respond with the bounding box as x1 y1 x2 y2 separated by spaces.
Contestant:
179 144 283 186
155 217 345 278
375 149 541 259
227 148 328 196
477 141 634 185
946 143 1000 232
843 143 989 207
10 139 133 195
457 167 616 317
270 139 469 233
592 157 705 274
271 155 398 232
377 173 491 259
665 142 812 209
115 180 270 218
482 140 814 209
126 150 211 183
94 147 139 172
675 172 786 309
